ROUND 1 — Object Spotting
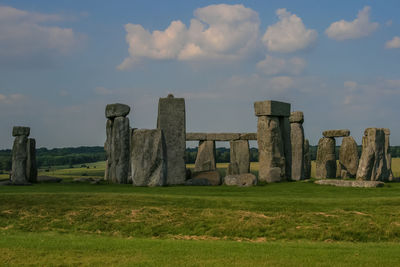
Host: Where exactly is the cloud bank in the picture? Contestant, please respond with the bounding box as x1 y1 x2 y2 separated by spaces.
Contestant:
385 36 400 49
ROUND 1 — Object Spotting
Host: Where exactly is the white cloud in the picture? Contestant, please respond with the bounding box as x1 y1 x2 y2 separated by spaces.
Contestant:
0 5 83 68
118 4 260 69
385 36 400 49
262 8 317 53
256 55 306 75
325 6 378 41
0 93 26 104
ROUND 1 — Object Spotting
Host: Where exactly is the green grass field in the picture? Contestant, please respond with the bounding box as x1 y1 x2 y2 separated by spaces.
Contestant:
1 159 400 265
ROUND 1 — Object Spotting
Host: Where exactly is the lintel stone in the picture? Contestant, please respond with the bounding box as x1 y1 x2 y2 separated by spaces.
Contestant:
12 126 30 137
186 133 207 141
206 133 240 141
254 100 290 117
105 103 130 119
239 133 257 140
322 129 350 138
289 111 304 123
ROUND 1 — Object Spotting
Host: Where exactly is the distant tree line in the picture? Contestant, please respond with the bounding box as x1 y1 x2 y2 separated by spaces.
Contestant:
0 145 399 171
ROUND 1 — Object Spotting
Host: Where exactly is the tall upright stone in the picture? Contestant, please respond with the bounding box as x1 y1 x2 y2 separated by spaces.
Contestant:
316 137 336 178
131 129 167 186
357 128 390 181
338 136 359 178
227 140 250 175
104 103 131 184
11 126 31 184
289 111 304 181
303 139 311 179
26 138 37 183
254 100 290 183
157 94 186 185
384 129 394 181
194 140 216 172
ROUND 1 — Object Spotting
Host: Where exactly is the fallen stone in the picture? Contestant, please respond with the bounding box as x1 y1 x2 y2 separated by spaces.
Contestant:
194 140 216 172
254 100 291 117
224 173 257 187
105 103 130 119
0 180 12 186
12 126 30 137
257 116 286 183
157 95 186 185
227 140 250 175
191 171 221 186
186 133 207 141
131 129 167 187
338 136 359 178
185 178 211 186
315 179 384 188
322 129 350 138
289 111 304 123
73 177 102 184
316 137 336 178
239 133 257 140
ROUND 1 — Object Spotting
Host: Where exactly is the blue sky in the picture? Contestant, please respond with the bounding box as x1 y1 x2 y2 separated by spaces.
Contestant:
0 0 399 148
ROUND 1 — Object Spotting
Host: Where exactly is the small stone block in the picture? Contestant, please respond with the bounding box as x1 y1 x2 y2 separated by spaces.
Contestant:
289 111 304 123
239 133 257 140
105 103 130 119
254 100 290 117
12 126 30 137
206 133 240 141
186 133 207 140
322 129 350 138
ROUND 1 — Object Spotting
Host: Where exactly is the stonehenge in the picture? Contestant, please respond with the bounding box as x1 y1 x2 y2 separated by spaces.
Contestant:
194 141 216 172
316 137 336 178
254 100 291 183
104 103 131 184
303 139 311 179
11 126 37 185
290 111 304 181
338 136 359 178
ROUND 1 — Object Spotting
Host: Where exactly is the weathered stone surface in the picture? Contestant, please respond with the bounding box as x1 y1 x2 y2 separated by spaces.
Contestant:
157 96 186 185
384 129 394 181
194 140 216 172
315 179 384 188
281 117 291 180
11 135 28 184
290 118 304 181
289 111 304 123
224 173 257 187
254 100 290 117
186 133 207 141
105 103 130 119
303 139 311 179
338 136 359 178
105 117 130 184
206 133 240 141
227 140 250 175
322 129 350 138
357 128 390 181
316 137 336 178
12 126 30 137
26 138 37 183
239 133 257 140
257 116 286 183
191 171 221 186
131 129 167 186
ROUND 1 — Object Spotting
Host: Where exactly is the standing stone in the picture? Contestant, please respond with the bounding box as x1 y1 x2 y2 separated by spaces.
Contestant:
254 100 291 183
11 135 28 184
194 141 216 172
338 136 359 178
157 94 186 185
357 128 390 181
384 129 394 181
303 139 311 179
257 116 286 182
316 137 336 178
289 111 304 181
104 104 131 184
26 138 37 183
131 129 167 186
227 140 250 175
